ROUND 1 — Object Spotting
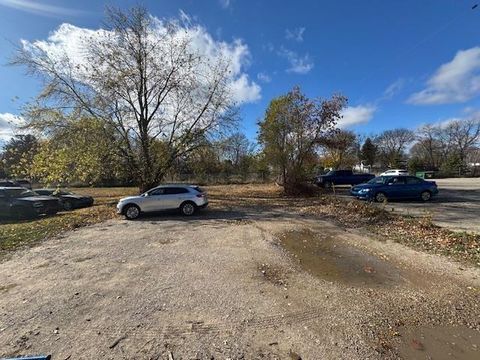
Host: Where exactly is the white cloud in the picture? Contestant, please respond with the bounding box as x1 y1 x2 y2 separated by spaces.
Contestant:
278 47 314 74
339 105 376 128
382 78 405 100
22 17 261 106
285 27 306 42
257 72 272 83
219 0 232 9
426 108 480 129
229 74 261 103
408 47 480 105
0 113 25 141
0 0 86 17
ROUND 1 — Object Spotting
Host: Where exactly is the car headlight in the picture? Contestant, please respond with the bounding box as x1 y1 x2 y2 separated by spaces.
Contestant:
359 188 371 193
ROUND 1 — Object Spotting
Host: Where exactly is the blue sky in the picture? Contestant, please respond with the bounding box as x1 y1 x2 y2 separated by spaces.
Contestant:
0 0 479 143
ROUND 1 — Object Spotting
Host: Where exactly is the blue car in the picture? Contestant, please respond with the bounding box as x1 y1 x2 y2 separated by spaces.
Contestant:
350 175 439 202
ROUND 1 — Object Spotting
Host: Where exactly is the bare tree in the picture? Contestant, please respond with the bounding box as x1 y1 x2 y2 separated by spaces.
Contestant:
413 124 443 169
13 6 237 191
442 119 480 167
375 128 414 168
219 132 255 167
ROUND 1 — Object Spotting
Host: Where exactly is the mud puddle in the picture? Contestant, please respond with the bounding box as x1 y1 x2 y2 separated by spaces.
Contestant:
278 228 404 287
398 326 480 359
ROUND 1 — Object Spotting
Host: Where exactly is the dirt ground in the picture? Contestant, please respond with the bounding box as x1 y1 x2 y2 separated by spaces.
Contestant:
1 193 479 359
336 177 480 234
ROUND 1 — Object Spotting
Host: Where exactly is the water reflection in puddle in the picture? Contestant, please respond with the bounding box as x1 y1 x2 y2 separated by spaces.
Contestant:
399 326 480 360
278 228 404 287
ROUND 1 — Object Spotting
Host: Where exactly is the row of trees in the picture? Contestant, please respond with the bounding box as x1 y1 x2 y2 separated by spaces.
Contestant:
322 120 480 176
2 6 480 192
2 89 480 189
0 130 269 185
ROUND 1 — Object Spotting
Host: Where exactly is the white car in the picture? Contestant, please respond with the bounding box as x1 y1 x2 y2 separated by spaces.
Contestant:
379 169 409 176
117 184 208 220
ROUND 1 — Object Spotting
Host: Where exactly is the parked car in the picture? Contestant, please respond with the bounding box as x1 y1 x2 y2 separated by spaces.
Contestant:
0 179 32 189
314 170 375 188
379 169 409 176
35 189 94 211
0 187 60 219
350 175 439 202
117 184 208 220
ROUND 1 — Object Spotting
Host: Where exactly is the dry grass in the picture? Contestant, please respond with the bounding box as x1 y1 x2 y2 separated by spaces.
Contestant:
0 187 136 258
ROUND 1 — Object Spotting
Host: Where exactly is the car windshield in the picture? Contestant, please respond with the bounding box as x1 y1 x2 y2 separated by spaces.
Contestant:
6 189 38 198
325 170 335 176
367 176 388 184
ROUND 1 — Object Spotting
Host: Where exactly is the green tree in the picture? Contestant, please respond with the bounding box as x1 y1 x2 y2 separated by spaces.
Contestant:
30 118 124 185
360 137 377 166
258 86 347 192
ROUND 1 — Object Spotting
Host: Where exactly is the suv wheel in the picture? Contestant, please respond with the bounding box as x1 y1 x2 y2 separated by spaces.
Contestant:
180 202 196 216
124 204 140 220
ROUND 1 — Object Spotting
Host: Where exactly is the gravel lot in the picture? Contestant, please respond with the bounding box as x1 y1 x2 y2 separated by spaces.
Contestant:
1 203 479 359
338 177 480 234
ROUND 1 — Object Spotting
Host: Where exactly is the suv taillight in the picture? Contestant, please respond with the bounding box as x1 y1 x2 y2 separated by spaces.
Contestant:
196 193 204 198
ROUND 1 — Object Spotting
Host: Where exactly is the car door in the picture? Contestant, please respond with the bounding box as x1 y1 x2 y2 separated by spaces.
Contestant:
385 176 407 198
405 176 424 198
142 187 167 212
336 170 348 185
162 187 190 210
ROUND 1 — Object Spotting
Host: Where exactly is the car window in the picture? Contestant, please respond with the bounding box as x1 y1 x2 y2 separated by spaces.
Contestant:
389 177 406 185
163 187 189 195
5 189 38 197
367 177 386 184
0 190 5 198
192 186 204 193
149 188 165 196
406 177 423 184
36 190 52 195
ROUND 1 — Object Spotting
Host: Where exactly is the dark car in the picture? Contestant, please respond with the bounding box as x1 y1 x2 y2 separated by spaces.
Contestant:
0 187 60 219
0 179 32 189
35 189 94 211
314 170 375 188
350 175 439 202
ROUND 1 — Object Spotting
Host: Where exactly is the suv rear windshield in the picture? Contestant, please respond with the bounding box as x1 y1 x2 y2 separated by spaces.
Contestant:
192 186 204 193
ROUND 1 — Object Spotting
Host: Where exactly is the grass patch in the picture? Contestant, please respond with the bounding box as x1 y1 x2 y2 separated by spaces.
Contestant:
0 187 137 259
0 205 116 257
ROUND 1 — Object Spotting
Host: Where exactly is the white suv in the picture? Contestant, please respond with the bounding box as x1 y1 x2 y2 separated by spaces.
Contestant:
379 169 409 176
117 184 208 220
